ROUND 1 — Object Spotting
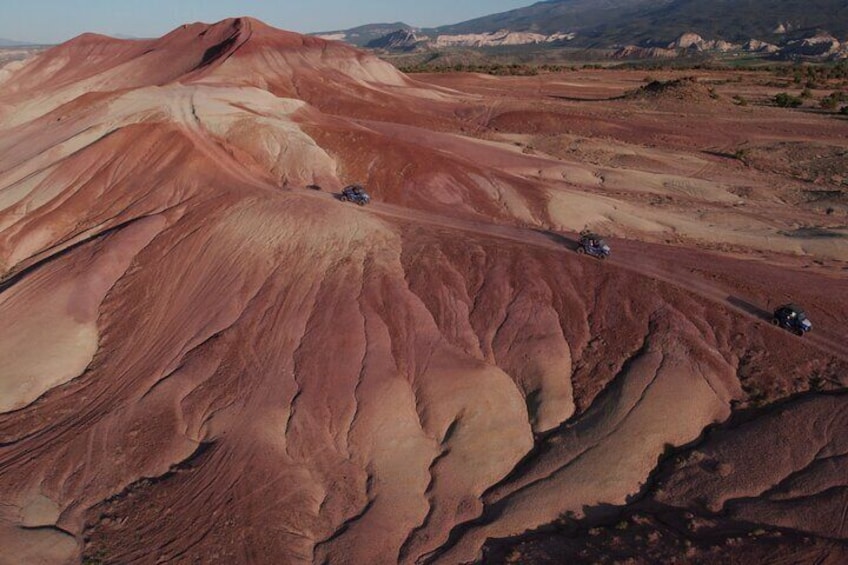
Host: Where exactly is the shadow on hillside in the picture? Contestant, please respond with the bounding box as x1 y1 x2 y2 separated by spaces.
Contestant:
702 149 738 160
727 295 772 322
533 229 578 249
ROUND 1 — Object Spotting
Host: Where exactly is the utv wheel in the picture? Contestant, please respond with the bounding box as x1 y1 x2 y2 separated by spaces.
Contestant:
576 247 586 255
598 254 607 260
340 195 348 202
357 200 366 206
795 329 805 337
771 318 780 326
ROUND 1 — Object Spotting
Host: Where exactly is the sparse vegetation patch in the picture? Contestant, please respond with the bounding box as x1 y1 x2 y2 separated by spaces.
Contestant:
773 92 803 107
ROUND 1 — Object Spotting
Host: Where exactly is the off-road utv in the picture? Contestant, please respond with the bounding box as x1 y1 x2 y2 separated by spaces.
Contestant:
772 303 812 336
340 184 370 206
577 231 611 259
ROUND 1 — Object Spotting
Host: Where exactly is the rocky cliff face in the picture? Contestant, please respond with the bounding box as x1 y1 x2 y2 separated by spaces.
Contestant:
782 33 847 59
366 29 427 51
613 30 847 60
431 30 576 48
325 0 848 58
365 23 845 61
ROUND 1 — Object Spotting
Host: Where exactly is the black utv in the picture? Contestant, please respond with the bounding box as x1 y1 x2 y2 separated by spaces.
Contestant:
772 304 812 336
340 184 370 206
576 231 611 259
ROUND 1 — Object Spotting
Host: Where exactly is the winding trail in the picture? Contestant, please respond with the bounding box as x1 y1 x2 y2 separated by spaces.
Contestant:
360 199 848 365
171 90 848 367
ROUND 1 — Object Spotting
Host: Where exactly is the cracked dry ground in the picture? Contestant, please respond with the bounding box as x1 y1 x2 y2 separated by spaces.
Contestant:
1 17 848 565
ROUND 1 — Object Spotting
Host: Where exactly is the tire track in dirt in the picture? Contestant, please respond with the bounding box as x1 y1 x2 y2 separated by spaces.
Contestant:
611 240 848 364
359 201 848 365
173 88 277 192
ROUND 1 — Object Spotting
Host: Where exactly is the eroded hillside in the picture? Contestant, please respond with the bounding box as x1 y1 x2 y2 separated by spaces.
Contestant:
0 18 846 564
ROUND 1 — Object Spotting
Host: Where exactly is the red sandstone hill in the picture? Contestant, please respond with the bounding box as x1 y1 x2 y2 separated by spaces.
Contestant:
0 18 846 564
2 18 418 106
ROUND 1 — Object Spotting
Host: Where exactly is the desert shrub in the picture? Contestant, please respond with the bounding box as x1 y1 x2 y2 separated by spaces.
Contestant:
733 147 751 163
800 87 813 99
774 92 803 107
397 62 540 76
840 105 848 115
820 91 848 109
732 94 748 106
778 62 848 84
821 96 839 109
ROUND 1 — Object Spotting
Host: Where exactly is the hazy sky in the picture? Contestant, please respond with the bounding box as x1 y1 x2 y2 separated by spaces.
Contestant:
0 0 533 43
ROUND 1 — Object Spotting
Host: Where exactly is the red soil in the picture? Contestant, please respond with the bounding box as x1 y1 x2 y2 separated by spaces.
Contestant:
0 18 845 564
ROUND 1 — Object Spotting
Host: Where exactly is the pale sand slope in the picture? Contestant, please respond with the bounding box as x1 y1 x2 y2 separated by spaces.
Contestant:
0 216 164 412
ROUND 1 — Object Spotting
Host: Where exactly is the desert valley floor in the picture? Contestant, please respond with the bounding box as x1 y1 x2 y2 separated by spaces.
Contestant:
0 18 846 564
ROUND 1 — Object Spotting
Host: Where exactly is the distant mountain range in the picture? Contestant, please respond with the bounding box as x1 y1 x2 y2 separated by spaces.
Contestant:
0 34 146 48
437 0 654 39
316 0 848 59
436 0 848 43
0 38 33 47
314 22 417 46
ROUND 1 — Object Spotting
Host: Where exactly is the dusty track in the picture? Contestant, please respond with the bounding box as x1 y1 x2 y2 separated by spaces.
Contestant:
323 195 848 366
